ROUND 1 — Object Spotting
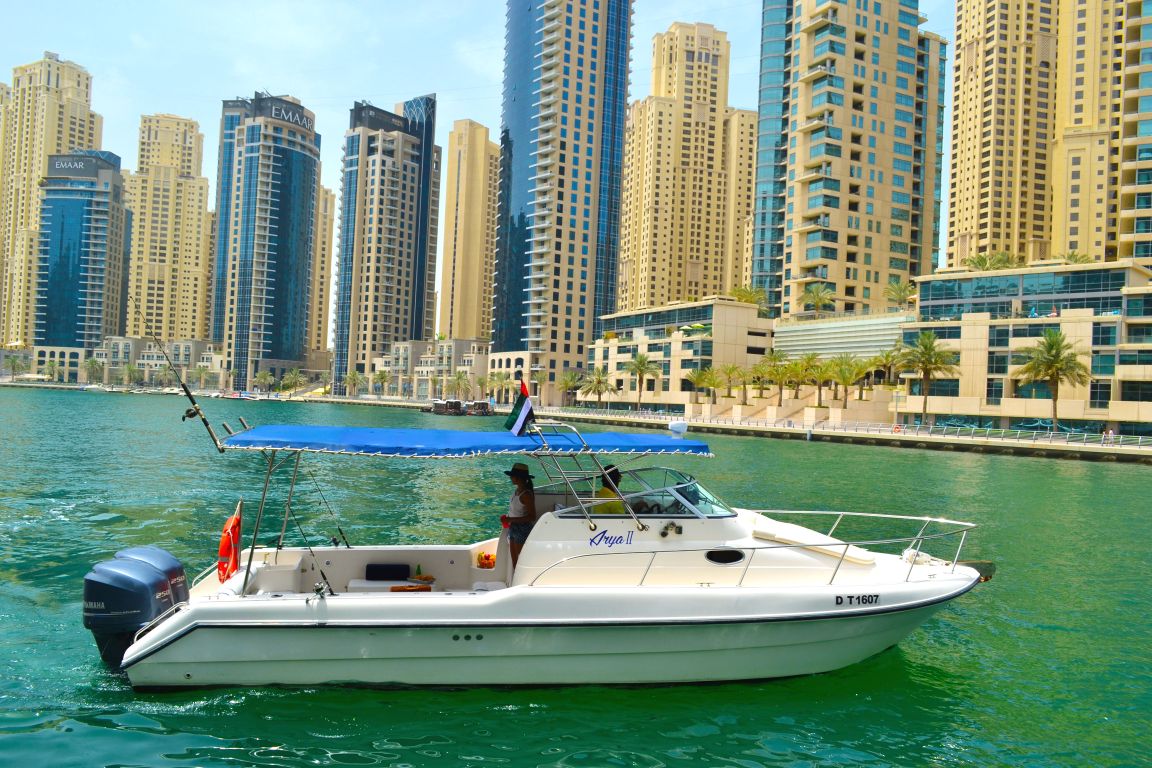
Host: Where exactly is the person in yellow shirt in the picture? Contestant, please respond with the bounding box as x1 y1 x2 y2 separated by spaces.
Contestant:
594 465 626 514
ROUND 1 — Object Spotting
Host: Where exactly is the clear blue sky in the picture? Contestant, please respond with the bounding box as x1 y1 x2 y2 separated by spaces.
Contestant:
5 0 956 248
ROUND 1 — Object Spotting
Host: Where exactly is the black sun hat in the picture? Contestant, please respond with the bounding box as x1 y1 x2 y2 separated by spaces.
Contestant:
504 462 534 479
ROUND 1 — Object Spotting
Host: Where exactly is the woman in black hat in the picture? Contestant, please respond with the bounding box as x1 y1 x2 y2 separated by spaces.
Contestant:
503 462 537 566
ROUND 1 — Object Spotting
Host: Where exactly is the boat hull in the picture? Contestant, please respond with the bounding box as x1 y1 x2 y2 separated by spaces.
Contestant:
122 588 968 688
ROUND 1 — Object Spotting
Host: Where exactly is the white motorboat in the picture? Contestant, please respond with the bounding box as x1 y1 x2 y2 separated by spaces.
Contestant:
83 421 992 689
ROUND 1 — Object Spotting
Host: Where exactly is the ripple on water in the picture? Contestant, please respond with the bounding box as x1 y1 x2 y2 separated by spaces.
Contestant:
0 387 1148 767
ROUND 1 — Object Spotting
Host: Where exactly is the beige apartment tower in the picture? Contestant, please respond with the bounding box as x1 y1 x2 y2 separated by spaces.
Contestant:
949 0 1152 265
437 119 499 340
771 4 946 316
949 0 1056 267
0 52 102 350
332 98 440 392
617 23 756 312
308 185 336 368
124 115 213 342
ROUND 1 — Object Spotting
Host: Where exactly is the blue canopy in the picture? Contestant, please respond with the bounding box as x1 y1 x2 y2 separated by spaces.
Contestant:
221 424 711 458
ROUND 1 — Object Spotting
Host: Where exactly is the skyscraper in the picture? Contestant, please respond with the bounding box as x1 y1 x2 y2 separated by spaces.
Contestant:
438 119 500 341
491 0 633 393
214 93 321 390
949 0 1056 267
0 52 102 350
751 0 946 317
332 98 440 392
308 185 336 370
35 151 130 376
617 22 756 312
124 114 213 341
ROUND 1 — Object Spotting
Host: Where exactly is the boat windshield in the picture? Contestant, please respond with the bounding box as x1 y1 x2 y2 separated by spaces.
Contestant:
547 466 735 519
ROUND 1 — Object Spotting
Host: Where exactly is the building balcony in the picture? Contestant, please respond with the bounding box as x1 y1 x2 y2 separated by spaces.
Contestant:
799 12 838 33
798 115 833 132
799 65 834 83
795 215 831 233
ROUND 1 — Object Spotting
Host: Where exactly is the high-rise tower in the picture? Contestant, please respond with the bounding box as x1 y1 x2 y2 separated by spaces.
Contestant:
949 0 1056 267
35 151 130 358
308 185 336 371
214 93 321 390
0 52 102 350
438 119 500 341
751 1 945 317
332 98 440 391
491 0 633 393
124 114 213 341
617 23 756 312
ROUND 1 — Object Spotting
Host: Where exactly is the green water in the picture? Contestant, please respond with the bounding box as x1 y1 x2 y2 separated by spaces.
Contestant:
0 387 1147 767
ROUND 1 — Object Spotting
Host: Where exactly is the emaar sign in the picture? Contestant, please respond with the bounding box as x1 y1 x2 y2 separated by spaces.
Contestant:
48 156 98 178
269 103 314 131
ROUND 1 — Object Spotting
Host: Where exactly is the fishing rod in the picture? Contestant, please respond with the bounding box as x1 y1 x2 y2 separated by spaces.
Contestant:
128 296 225 453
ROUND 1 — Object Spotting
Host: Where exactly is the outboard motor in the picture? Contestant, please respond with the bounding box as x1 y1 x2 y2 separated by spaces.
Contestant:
82 546 187 668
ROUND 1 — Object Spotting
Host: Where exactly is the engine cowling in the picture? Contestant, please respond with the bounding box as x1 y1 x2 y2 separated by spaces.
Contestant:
82 546 186 668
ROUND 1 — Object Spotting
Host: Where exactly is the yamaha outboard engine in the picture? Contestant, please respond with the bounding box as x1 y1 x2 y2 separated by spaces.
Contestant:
82 546 187 668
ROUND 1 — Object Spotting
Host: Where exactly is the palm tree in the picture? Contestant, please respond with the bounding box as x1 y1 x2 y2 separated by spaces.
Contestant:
784 359 807 400
884 280 916 311
792 353 821 403
43 359 60 383
453 370 473 400
1061 250 1093 265
84 357 104 385
623 353 662 410
474 375 489 402
122 364 140 386
798 284 836 318
192 365 210 390
317 370 330 396
963 251 1021 271
828 353 866 409
280 368 306 397
6 355 27 381
1013 329 1091 432
752 350 786 400
683 368 709 405
372 369 393 398
530 370 549 405
253 370 276 393
696 367 722 405
902 331 960 424
729 285 769 316
718 363 747 404
557 369 581 408
871 344 905 386
489 371 511 404
578 366 615 407
343 369 365 397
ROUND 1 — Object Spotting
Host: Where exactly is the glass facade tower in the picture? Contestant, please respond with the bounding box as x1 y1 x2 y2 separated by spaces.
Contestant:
491 0 633 393
750 1 793 317
215 93 321 391
35 151 130 349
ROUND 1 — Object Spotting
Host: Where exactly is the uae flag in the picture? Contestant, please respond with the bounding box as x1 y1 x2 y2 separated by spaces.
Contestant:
504 379 535 436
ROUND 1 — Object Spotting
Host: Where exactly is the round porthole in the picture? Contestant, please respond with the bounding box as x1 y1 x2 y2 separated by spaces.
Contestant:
706 549 744 565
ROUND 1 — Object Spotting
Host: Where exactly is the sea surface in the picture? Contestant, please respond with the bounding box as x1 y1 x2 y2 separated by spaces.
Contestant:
0 386 1147 768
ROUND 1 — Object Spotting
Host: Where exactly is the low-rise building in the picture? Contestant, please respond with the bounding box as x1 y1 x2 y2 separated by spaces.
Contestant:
904 260 1152 435
586 297 773 413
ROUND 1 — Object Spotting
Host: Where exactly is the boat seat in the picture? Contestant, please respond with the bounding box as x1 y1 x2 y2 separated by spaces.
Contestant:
347 579 416 592
365 563 411 580
752 520 875 565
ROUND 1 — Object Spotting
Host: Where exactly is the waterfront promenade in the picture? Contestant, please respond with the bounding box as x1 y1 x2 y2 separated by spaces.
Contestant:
4 381 1149 463
296 391 1152 464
